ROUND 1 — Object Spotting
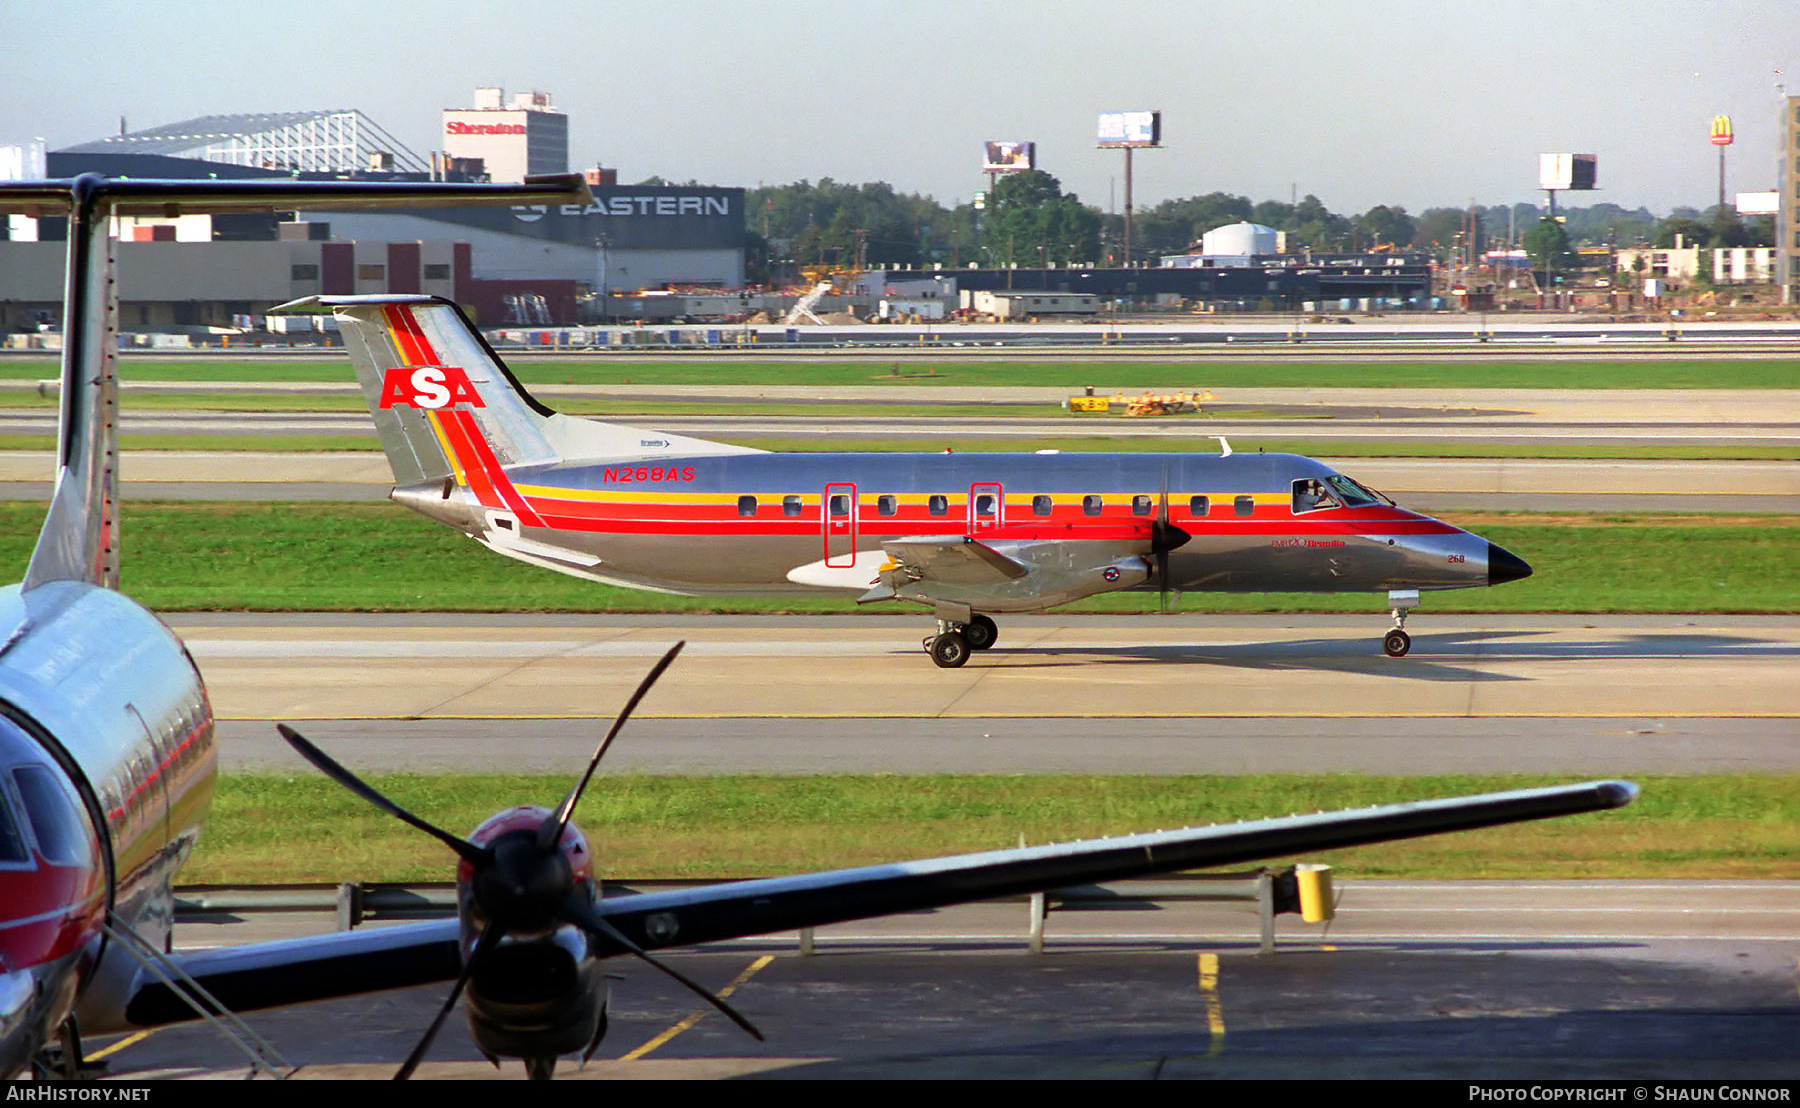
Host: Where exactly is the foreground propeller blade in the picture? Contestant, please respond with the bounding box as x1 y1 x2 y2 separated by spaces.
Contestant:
279 724 488 868
539 641 685 849
1151 478 1190 613
559 893 764 1042
395 918 505 1080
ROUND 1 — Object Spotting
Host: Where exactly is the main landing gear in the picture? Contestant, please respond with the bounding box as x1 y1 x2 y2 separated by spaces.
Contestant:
924 614 997 669
1383 589 1420 658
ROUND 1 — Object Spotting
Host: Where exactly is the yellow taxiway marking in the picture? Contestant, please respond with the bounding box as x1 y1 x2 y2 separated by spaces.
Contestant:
85 1030 152 1061
621 954 775 1062
1197 952 1226 1057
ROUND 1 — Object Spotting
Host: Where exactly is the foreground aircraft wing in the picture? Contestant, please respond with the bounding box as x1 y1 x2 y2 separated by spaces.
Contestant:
593 780 1636 953
120 780 1631 1026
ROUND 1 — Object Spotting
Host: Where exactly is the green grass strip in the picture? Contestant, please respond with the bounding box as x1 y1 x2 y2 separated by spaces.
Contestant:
0 503 1786 614
186 773 1800 884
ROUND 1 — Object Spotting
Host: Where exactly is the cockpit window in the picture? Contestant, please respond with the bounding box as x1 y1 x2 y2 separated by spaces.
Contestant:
1291 479 1342 513
0 782 29 864
13 767 87 866
1324 474 1386 507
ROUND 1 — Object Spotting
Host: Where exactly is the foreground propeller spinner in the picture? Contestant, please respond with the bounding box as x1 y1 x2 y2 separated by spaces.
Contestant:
280 641 761 1080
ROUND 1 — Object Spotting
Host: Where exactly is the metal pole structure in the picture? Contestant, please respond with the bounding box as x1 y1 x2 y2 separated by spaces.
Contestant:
1123 146 1134 268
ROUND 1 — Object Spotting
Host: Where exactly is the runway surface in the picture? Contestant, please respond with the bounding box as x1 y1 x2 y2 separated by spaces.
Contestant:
177 613 1800 776
98 882 1800 1080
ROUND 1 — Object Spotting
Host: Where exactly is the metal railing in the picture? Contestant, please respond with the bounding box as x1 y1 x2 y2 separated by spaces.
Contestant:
175 865 1330 954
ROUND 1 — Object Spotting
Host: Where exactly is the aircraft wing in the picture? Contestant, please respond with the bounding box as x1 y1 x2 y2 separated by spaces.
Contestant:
592 780 1635 953
121 920 462 1028
881 535 1030 585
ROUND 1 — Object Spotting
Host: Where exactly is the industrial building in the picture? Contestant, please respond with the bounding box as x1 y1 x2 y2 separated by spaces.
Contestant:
0 93 747 332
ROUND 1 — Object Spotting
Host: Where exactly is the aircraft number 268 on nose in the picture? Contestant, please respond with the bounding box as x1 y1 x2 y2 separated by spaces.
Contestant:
379 365 486 410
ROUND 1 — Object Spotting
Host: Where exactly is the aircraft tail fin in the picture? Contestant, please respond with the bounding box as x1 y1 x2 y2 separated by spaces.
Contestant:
300 295 759 491
8 177 121 589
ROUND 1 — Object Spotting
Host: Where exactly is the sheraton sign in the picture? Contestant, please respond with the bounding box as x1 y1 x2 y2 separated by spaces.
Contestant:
447 122 527 136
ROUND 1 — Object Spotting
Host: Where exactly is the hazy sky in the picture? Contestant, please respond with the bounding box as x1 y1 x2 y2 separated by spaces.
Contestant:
8 0 1796 216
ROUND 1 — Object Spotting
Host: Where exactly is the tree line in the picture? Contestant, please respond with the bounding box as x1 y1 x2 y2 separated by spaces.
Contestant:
694 173 1775 285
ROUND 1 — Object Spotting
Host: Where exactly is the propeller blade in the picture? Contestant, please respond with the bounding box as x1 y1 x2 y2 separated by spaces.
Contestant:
279 724 489 868
559 894 764 1042
539 641 685 850
395 918 505 1080
1151 477 1189 613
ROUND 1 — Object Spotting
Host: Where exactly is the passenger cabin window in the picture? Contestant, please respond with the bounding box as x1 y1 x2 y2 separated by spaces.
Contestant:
782 495 803 517
877 495 897 516
737 495 757 517
928 494 948 516
974 493 996 518
829 493 851 516
1189 495 1210 517
1233 495 1255 517
1082 495 1103 516
1291 479 1344 513
1032 495 1053 516
1131 495 1153 516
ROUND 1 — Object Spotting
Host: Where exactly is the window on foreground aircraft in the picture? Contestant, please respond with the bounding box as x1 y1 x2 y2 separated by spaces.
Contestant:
14 766 89 866
1189 495 1210 516
1234 495 1255 517
928 495 948 516
0 782 29 864
878 495 897 516
782 495 802 517
737 496 757 516
1082 495 1102 516
1132 495 1152 516
1032 495 1052 516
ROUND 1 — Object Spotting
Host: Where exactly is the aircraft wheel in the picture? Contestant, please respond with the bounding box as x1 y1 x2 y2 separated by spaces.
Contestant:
963 614 998 651
1383 629 1411 658
526 1055 557 1081
930 631 971 668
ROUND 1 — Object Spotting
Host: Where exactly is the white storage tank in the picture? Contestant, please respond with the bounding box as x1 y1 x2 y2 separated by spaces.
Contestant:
1200 222 1278 257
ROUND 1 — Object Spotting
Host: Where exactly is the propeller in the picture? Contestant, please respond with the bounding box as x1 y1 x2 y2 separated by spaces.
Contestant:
1150 469 1191 612
278 640 762 1080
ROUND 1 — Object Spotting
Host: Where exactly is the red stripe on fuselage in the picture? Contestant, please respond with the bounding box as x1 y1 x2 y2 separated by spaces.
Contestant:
447 410 545 527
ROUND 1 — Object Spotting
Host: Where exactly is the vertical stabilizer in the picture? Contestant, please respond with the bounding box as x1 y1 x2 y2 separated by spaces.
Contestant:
299 295 762 478
24 175 120 590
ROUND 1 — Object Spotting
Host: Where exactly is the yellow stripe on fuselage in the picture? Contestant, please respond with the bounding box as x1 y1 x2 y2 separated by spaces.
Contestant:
426 411 471 487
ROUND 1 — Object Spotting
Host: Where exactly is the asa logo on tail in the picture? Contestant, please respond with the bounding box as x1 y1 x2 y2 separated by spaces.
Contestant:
379 366 486 409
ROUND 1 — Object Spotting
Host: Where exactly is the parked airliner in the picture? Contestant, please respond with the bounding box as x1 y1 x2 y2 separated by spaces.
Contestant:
298 294 1532 666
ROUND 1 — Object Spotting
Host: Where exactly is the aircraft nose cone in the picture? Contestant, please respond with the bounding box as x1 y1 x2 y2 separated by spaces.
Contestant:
1487 543 1532 585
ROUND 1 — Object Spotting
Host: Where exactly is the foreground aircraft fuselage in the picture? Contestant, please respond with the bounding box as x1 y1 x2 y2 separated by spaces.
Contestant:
312 295 1530 665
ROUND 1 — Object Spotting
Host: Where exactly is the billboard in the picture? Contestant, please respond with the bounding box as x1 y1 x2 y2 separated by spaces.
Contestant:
1097 110 1161 148
1539 153 1598 191
1736 191 1778 216
983 141 1035 172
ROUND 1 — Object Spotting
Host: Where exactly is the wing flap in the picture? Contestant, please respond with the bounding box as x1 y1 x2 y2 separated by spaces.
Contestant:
594 781 1636 952
882 535 1029 585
